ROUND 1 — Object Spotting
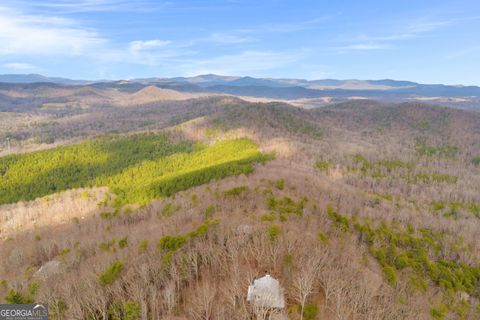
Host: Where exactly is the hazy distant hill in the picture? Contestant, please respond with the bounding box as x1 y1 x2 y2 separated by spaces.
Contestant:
1 74 479 111
0 74 89 85
2 73 477 93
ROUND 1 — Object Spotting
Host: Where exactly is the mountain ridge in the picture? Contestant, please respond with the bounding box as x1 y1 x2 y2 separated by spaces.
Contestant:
1 74 479 111
0 73 474 90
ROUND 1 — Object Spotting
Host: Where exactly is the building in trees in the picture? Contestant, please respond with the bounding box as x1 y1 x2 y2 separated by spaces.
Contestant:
247 274 285 309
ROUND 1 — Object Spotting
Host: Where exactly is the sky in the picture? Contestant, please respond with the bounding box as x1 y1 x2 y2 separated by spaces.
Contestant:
0 0 479 85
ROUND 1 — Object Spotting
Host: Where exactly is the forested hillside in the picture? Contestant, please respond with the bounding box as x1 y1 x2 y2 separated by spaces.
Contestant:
1 96 480 319
0 134 269 206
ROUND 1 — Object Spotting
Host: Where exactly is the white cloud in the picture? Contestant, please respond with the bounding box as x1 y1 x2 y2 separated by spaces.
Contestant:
0 3 322 77
337 44 388 51
0 6 174 66
0 6 105 56
2 62 37 70
207 33 255 44
129 40 172 53
119 39 198 67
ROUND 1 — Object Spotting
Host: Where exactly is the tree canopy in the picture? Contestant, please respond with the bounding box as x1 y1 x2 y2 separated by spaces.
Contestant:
0 134 270 206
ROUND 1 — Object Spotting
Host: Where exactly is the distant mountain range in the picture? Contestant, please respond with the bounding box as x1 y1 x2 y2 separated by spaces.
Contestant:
1 73 480 101
0 74 91 85
143 74 422 90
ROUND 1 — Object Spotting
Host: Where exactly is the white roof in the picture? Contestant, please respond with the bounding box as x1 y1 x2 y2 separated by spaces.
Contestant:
34 260 60 279
247 275 285 309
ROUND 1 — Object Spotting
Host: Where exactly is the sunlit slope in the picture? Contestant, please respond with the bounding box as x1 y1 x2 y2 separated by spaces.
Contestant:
0 134 270 206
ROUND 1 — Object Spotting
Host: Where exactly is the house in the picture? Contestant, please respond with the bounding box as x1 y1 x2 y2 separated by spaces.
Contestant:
247 274 285 309
34 260 61 279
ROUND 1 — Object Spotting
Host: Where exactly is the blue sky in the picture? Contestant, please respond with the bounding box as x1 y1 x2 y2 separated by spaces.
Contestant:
0 0 479 84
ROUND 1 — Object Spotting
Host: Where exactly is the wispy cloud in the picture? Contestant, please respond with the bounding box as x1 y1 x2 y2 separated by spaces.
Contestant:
178 50 305 77
180 17 331 47
0 1 328 76
207 33 255 45
445 45 480 59
4 0 162 13
340 16 456 52
129 39 171 52
2 62 37 71
405 18 452 33
120 39 193 66
182 32 256 47
237 16 330 35
336 44 388 51
0 6 105 55
0 4 179 66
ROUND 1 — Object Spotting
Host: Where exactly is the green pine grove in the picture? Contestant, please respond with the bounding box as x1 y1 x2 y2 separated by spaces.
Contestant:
326 205 480 318
0 134 271 207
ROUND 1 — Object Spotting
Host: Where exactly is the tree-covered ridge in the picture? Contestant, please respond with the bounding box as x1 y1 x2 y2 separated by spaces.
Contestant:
327 206 480 318
104 138 271 207
212 102 324 139
0 134 270 206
